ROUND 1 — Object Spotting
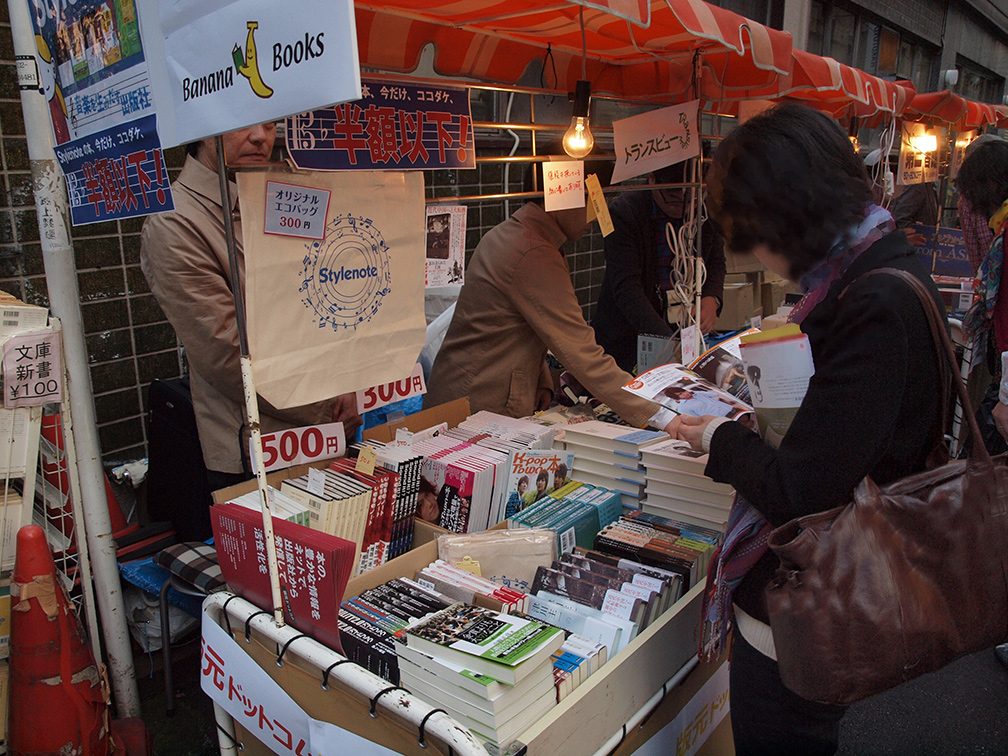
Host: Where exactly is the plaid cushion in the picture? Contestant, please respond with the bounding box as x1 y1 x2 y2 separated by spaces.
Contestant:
154 542 225 594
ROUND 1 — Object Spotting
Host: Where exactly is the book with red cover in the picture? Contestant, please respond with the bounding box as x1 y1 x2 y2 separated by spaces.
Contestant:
329 458 399 573
210 501 356 653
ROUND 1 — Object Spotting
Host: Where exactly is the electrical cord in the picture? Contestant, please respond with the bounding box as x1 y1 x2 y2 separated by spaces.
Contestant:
663 157 708 352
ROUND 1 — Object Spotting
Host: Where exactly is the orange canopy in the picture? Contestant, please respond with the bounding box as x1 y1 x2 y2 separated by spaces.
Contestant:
354 0 793 103
780 49 915 125
903 90 1008 130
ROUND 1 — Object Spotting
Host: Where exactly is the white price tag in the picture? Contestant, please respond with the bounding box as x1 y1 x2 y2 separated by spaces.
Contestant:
306 467 327 497
251 421 345 474
601 589 637 621
750 315 762 330
3 330 62 408
264 180 329 240
356 362 426 414
680 325 698 366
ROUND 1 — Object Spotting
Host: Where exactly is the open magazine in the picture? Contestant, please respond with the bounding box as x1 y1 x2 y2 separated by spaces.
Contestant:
623 363 752 420
623 326 815 444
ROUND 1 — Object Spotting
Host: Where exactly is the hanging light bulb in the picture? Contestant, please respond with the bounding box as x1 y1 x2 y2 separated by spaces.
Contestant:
563 80 594 159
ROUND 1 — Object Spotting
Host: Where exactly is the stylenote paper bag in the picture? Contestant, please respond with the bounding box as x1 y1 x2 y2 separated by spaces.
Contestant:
239 169 426 408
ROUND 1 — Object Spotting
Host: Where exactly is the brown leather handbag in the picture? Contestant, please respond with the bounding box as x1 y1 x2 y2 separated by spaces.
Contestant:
765 268 1008 706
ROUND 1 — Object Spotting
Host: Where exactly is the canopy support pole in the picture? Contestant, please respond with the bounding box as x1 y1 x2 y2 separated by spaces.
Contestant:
7 0 139 717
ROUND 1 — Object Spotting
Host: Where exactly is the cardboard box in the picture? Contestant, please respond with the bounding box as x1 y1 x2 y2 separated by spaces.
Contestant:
714 282 754 331
723 250 764 274
362 398 470 444
761 279 789 317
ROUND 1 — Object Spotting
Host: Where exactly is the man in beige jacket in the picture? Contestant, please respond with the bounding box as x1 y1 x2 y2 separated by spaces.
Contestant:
425 159 669 430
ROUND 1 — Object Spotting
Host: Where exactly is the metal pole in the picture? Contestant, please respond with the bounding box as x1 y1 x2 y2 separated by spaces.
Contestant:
7 0 140 717
214 137 285 627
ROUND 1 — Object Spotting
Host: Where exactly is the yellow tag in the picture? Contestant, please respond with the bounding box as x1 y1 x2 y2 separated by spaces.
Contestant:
355 445 377 476
586 174 614 237
456 555 482 576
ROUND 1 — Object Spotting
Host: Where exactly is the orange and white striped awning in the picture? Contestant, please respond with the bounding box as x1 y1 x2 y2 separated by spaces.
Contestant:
354 0 793 103
778 49 915 125
903 90 1008 130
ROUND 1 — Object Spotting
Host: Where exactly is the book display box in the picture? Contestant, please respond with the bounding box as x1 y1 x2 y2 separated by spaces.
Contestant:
206 400 731 756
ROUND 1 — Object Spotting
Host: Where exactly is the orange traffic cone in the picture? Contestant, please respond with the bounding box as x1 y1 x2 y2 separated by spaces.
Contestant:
9 525 111 756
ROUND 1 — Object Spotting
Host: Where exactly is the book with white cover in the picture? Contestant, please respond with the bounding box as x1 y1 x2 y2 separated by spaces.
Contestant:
396 642 550 701
562 421 668 456
640 438 710 474
644 478 734 507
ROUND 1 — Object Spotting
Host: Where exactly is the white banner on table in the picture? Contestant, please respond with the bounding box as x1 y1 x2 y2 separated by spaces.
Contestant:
611 101 699 184
201 612 400 756
630 660 730 756
135 0 361 147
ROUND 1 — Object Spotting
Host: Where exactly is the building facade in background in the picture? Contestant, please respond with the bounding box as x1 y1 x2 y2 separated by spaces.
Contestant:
0 0 1004 468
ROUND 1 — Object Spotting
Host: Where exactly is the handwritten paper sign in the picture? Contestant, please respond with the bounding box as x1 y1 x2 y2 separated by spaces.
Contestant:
586 173 614 236
543 160 585 212
611 100 699 184
3 330 62 407
265 181 330 240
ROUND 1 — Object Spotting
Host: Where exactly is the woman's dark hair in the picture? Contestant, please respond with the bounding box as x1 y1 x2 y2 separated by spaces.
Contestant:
705 103 873 279
957 139 1008 219
419 476 437 496
186 141 201 158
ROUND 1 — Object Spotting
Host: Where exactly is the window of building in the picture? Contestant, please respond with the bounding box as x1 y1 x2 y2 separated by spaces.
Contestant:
955 55 1004 104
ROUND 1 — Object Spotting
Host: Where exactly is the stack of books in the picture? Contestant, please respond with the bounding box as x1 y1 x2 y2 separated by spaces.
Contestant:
639 439 734 532
400 602 563 750
509 483 624 555
593 511 721 591
210 501 357 654
338 577 453 684
327 457 400 574
415 559 530 614
558 421 668 510
551 634 607 702
228 486 311 527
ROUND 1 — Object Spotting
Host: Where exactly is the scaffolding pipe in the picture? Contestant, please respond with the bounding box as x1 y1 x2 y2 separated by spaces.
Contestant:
7 0 140 717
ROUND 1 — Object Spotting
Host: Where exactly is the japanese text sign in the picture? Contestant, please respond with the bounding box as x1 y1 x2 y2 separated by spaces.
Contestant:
57 114 173 226
286 77 475 171
250 421 346 474
898 122 939 186
136 0 361 148
264 181 330 241
355 362 426 414
629 659 729 756
543 160 586 212
611 100 699 184
201 612 400 756
3 330 62 408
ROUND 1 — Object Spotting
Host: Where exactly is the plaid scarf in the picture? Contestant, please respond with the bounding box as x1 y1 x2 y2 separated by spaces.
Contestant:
699 204 896 662
963 200 1008 366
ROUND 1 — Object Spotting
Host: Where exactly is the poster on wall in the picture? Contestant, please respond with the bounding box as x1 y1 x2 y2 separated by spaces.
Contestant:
135 0 361 148
27 0 174 225
239 169 427 409
425 205 466 288
286 78 476 171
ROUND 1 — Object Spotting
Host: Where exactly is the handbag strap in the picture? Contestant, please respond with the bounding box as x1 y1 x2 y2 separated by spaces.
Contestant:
852 267 991 466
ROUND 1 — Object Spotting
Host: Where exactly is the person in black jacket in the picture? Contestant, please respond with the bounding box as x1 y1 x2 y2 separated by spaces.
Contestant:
670 104 946 756
591 160 726 372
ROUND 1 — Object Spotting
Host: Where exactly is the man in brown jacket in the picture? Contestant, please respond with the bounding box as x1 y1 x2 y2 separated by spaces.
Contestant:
141 123 361 494
425 159 669 430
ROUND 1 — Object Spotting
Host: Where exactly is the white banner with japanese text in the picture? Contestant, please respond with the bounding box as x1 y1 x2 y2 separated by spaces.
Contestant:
240 169 426 408
201 611 400 756
135 0 361 147
629 660 730 756
611 101 700 184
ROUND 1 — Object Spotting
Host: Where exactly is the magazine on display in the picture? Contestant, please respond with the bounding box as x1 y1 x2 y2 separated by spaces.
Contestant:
622 363 753 421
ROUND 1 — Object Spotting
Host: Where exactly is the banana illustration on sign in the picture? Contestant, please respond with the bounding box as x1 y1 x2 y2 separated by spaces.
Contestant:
233 21 272 98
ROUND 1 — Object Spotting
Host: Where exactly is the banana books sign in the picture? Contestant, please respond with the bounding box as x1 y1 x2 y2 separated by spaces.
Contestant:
135 0 360 148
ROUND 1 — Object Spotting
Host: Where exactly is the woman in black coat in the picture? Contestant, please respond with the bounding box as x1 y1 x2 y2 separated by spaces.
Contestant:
670 104 947 756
